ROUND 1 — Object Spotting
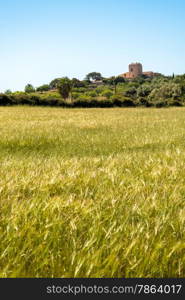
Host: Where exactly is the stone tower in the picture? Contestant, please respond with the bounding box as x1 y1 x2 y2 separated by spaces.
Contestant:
128 63 143 78
120 62 160 79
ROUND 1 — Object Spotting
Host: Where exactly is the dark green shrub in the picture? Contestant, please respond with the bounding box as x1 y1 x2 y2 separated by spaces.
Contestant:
111 95 135 107
12 94 31 105
0 94 12 105
137 97 152 107
123 87 137 98
155 100 168 108
168 99 183 106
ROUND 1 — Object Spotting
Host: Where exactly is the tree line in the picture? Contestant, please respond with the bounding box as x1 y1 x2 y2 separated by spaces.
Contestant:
1 72 185 107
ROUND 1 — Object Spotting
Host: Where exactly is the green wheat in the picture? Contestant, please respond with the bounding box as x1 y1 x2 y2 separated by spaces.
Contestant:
0 106 184 277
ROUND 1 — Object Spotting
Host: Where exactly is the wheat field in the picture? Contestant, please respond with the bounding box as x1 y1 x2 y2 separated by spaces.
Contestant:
0 106 184 277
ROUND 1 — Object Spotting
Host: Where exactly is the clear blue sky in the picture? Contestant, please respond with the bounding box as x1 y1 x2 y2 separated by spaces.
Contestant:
0 0 185 92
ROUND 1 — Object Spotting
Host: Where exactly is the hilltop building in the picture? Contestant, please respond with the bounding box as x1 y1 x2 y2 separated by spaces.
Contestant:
120 62 161 79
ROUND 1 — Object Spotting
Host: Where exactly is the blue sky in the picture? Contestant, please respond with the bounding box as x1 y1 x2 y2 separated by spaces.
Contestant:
0 0 185 91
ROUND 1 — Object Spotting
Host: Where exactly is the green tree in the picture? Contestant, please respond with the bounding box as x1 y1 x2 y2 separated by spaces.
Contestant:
25 84 35 93
123 87 137 98
85 72 102 82
148 82 183 106
137 85 152 97
49 78 62 89
71 78 85 88
58 77 72 100
107 76 125 94
36 84 50 92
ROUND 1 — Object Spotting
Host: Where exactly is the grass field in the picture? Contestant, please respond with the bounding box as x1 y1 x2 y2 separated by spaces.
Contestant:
0 106 185 278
